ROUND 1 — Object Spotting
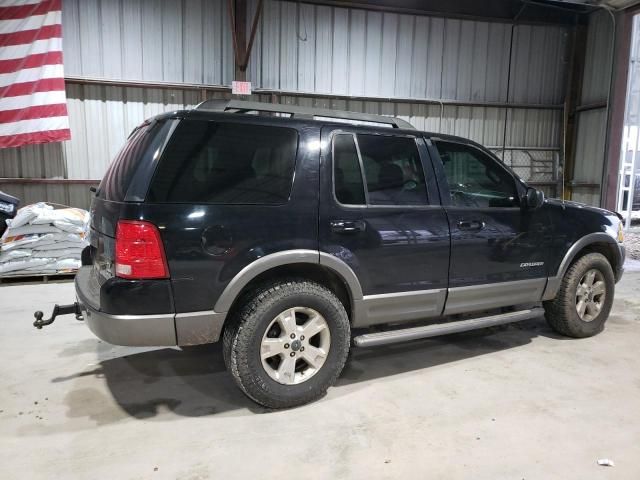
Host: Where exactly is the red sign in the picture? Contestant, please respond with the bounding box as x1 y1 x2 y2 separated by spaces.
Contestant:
232 81 252 95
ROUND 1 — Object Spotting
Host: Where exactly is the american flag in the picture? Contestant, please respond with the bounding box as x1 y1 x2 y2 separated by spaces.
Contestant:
0 0 70 149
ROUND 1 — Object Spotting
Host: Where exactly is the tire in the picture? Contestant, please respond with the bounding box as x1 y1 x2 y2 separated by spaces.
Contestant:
223 278 351 408
544 252 615 338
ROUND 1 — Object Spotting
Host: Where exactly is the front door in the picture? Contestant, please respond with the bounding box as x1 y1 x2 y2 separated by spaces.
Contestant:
319 126 450 327
429 139 552 315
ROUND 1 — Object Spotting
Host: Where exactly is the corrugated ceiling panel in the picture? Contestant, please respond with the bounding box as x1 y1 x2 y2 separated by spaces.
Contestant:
581 11 614 105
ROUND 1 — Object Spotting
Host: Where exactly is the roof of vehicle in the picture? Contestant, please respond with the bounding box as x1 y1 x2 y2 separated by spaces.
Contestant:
150 101 484 148
195 99 417 129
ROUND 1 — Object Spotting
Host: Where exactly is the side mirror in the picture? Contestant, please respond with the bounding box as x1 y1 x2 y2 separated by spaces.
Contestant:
524 187 545 210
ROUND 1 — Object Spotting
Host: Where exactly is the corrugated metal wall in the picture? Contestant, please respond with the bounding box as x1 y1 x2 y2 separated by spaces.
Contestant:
0 0 570 209
572 10 614 206
249 1 569 104
62 0 235 85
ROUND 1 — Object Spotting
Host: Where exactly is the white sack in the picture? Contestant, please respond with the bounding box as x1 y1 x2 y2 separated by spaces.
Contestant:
3 224 61 237
52 221 86 234
32 249 82 259
33 241 86 251
0 249 31 262
8 203 53 229
30 207 89 227
0 258 51 274
55 258 81 271
0 233 55 251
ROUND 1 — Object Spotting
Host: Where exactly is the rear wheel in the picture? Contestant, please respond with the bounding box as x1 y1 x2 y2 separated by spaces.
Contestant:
544 252 615 338
223 279 350 408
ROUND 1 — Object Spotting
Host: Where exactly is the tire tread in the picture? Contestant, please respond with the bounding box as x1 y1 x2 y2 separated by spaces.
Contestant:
544 252 614 338
223 278 350 409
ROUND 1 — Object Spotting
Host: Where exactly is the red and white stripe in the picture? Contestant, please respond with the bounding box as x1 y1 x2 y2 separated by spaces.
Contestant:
0 0 69 148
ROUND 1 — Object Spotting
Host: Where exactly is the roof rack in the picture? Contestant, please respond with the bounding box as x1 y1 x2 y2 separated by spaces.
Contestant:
194 99 415 130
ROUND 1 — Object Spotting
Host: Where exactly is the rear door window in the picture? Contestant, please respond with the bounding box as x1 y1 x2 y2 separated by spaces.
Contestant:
147 120 298 204
332 132 429 207
357 134 428 206
333 134 366 205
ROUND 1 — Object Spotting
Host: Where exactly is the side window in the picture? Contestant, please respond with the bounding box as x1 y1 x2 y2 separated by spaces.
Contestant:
147 121 298 204
434 140 519 208
333 134 366 205
356 134 428 206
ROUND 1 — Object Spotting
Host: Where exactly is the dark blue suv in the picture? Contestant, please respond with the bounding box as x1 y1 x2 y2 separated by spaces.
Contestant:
41 101 626 408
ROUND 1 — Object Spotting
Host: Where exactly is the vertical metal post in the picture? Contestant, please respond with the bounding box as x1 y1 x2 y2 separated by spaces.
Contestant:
563 23 588 201
235 0 247 81
617 15 640 229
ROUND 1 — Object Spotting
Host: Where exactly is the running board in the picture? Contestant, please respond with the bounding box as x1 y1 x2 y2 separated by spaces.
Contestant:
352 307 544 348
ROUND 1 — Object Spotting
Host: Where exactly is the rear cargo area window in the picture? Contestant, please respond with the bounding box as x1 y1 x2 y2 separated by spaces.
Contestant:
147 121 298 204
99 124 152 201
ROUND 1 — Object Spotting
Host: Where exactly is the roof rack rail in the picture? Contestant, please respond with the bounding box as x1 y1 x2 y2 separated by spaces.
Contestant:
194 99 415 130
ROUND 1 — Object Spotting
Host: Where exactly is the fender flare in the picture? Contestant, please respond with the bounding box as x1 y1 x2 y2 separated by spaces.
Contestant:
213 249 363 313
542 232 622 300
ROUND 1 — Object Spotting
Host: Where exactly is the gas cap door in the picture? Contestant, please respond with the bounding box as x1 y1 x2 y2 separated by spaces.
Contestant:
201 225 233 256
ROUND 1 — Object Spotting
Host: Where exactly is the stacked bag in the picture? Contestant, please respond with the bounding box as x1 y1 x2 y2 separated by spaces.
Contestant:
0 203 89 277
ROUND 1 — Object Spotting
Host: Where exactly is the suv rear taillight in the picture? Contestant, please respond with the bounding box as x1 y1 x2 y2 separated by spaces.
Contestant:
115 220 169 279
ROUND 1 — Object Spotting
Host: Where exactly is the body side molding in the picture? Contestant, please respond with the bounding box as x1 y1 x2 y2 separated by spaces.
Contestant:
354 288 446 328
445 278 546 316
175 310 226 346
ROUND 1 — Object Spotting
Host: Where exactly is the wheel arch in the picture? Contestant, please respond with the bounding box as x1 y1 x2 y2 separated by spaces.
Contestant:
214 250 363 322
543 233 622 300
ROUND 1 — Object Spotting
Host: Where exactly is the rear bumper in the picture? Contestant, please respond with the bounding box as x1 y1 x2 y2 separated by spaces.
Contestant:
81 305 177 346
75 266 226 347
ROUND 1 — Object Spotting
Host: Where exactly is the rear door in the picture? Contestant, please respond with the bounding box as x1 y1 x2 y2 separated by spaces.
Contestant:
429 138 552 315
143 117 319 314
319 126 450 327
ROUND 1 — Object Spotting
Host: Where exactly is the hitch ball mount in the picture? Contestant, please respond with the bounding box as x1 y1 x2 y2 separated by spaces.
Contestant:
33 303 83 329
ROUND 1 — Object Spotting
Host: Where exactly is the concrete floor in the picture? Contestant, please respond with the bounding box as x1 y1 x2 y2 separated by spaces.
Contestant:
1 273 639 480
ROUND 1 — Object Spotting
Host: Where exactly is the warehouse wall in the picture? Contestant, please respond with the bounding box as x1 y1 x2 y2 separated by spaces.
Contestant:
0 0 569 209
62 0 235 85
572 10 614 206
249 0 568 104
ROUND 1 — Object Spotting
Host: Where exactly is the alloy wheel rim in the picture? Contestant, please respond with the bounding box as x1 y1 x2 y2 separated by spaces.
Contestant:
575 269 606 322
260 307 331 385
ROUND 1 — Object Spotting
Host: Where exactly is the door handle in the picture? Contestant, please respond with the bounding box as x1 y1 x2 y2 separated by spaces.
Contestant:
330 220 366 234
457 220 485 231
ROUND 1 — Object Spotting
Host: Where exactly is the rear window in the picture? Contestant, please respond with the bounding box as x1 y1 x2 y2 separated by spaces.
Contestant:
98 124 153 201
147 120 298 204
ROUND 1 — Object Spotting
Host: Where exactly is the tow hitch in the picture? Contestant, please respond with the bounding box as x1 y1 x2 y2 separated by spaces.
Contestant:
33 303 83 329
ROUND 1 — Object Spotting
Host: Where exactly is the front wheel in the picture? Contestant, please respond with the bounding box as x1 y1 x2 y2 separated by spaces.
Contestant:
223 279 351 408
544 252 615 338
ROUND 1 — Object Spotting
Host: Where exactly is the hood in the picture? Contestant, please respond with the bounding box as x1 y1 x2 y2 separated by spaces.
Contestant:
544 198 619 218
